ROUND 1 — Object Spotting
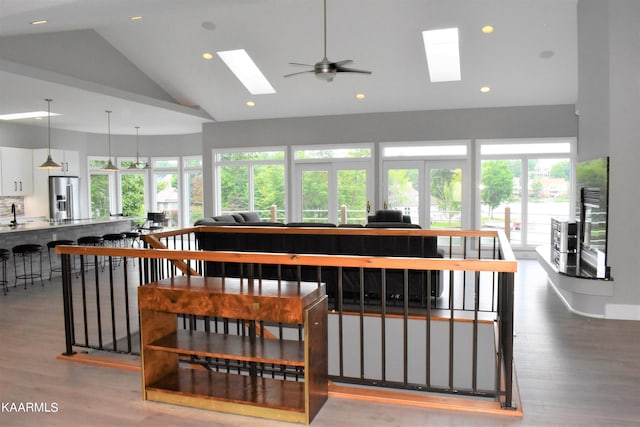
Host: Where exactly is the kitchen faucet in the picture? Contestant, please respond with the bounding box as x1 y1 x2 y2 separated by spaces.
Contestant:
10 203 17 226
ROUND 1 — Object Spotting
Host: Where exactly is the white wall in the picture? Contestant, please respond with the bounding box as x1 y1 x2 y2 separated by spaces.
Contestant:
574 0 640 318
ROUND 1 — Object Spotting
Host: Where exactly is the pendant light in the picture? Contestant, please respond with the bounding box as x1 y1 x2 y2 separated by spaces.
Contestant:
128 126 142 169
38 98 62 169
102 110 119 172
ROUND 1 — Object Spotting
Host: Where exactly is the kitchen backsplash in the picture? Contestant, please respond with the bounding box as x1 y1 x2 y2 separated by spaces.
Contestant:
0 196 25 218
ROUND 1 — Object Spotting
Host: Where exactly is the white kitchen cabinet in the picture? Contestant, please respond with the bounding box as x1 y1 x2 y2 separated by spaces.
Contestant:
0 147 33 196
33 149 80 176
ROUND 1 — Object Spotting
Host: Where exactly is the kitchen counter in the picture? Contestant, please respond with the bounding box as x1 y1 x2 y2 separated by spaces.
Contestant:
0 217 138 234
0 217 140 284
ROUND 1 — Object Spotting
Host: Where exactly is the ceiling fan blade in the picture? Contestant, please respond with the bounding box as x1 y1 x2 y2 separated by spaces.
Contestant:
336 65 372 74
284 70 315 78
335 59 353 66
289 62 315 67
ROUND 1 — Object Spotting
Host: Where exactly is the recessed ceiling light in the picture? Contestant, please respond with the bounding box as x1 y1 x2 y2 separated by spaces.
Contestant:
218 49 276 95
202 21 216 31
130 16 143 21
30 20 48 25
0 111 60 121
246 101 256 107
422 28 461 82
356 93 366 100
202 52 214 60
480 86 491 93
539 50 555 59
482 25 494 34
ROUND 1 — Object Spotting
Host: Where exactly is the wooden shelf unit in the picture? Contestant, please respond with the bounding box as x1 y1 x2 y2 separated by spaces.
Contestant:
138 276 328 425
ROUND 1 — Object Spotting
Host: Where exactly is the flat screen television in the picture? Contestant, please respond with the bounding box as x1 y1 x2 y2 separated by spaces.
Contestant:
575 156 610 278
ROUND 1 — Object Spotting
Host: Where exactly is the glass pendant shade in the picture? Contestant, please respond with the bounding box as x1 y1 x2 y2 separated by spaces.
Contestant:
38 98 62 170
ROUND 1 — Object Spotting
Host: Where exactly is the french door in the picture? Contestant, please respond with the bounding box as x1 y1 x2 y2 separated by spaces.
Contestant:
382 160 468 230
294 161 373 225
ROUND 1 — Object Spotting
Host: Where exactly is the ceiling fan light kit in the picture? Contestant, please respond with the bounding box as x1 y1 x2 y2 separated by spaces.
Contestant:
285 0 371 82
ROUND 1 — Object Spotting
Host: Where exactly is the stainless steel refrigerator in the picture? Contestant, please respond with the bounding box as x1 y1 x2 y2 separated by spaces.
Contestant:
49 176 80 221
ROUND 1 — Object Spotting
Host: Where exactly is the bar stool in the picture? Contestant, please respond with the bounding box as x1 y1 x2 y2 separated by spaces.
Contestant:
102 233 126 268
46 239 77 280
124 231 141 248
0 248 9 295
12 244 44 288
77 236 104 271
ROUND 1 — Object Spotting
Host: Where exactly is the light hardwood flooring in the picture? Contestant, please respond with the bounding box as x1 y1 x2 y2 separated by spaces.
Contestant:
2 260 640 426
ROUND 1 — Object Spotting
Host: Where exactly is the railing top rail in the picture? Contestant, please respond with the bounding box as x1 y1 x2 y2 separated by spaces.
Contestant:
56 246 517 273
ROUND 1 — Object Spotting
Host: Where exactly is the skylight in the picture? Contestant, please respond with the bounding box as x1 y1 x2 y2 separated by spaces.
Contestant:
0 111 59 120
422 28 461 82
217 49 276 95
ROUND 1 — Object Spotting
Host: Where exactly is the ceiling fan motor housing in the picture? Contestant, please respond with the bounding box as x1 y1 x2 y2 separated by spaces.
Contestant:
314 60 337 81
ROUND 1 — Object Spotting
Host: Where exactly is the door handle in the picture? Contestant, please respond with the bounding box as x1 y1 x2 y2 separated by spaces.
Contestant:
19 181 22 191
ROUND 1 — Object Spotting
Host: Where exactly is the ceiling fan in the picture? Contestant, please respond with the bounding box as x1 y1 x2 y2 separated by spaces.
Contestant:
284 0 372 82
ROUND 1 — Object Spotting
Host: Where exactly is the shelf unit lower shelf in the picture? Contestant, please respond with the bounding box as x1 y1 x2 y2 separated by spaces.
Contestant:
147 367 307 423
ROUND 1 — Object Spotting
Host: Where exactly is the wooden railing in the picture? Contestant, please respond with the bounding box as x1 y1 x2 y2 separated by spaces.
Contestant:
56 226 517 410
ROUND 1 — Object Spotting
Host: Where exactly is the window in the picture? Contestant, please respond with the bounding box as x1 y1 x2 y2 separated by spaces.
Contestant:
381 141 468 230
88 157 115 218
116 157 148 218
293 144 373 224
183 156 203 226
214 148 287 221
478 139 574 248
152 157 179 227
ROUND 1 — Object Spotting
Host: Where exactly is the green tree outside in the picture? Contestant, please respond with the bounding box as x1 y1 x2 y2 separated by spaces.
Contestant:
431 168 461 226
481 160 514 219
90 174 110 218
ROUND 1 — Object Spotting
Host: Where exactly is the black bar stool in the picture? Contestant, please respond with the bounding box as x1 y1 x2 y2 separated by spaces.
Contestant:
12 244 44 288
77 236 104 271
124 231 141 248
47 239 77 280
0 248 9 295
102 233 126 267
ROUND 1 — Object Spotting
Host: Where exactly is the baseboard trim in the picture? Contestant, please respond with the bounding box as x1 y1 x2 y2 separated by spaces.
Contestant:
56 351 140 371
328 378 523 417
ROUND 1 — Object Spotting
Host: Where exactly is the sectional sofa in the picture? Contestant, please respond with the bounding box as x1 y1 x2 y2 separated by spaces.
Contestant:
194 212 444 305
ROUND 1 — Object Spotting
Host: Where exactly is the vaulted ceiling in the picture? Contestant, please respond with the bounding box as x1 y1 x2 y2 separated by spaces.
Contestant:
0 0 577 135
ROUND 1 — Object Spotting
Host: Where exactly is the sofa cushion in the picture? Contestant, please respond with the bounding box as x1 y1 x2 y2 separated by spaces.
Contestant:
286 222 336 227
212 214 237 223
371 209 403 222
193 218 218 226
365 222 421 229
232 213 245 222
240 212 261 222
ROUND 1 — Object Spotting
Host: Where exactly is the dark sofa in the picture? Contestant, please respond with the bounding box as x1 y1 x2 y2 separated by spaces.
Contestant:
195 224 444 306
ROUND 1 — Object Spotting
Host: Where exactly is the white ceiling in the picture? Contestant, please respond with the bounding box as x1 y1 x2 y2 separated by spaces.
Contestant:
0 0 578 136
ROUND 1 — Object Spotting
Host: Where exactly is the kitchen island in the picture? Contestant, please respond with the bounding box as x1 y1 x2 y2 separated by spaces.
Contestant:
0 217 139 285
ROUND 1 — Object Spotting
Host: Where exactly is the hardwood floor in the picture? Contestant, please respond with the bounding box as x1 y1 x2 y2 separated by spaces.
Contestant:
2 260 640 426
